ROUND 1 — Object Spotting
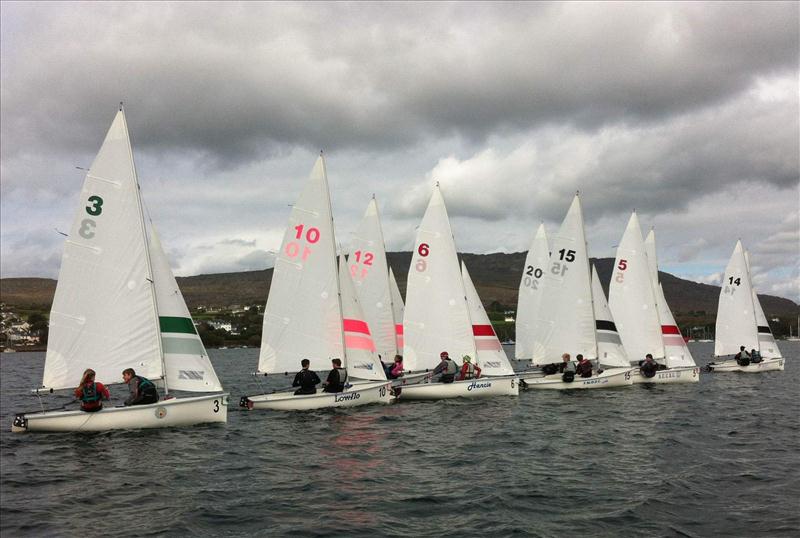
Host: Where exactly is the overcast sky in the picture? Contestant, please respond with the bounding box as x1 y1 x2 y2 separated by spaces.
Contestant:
2 1 798 302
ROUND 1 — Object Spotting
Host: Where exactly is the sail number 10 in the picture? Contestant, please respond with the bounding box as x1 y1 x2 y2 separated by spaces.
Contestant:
79 195 104 239
285 223 320 261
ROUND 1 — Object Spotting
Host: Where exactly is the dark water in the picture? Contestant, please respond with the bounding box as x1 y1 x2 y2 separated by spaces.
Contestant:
1 343 798 537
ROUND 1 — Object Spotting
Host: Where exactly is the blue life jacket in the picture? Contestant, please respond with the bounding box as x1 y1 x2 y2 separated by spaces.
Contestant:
136 376 155 390
81 382 102 403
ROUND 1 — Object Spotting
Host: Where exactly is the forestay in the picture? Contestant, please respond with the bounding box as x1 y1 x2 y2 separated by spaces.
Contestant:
42 109 162 391
389 268 405 353
515 223 549 360
403 185 475 371
462 262 515 376
608 212 664 363
745 251 782 359
591 266 630 368
338 255 386 381
348 197 397 361
258 157 343 374
531 195 596 365
149 227 223 392
715 241 759 356
644 230 695 368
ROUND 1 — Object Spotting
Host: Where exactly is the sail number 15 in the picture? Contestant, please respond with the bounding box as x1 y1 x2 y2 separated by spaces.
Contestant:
79 195 104 239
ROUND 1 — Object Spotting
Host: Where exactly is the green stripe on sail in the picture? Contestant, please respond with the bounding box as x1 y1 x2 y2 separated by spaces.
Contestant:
159 316 197 334
162 336 206 356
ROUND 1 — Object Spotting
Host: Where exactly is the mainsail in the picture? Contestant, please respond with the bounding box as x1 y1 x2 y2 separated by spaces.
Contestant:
715 240 759 356
515 223 549 360
42 109 162 390
403 185 476 371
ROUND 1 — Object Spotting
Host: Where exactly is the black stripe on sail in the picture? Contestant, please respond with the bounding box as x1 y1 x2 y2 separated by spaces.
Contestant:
757 326 772 334
596 320 617 332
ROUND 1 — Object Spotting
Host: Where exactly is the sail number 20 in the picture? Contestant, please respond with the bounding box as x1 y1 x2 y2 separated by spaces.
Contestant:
285 223 320 261
79 195 104 239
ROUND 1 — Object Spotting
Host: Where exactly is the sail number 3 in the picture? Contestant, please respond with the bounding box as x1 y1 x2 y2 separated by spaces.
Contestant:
415 243 430 272
286 223 320 261
79 195 104 239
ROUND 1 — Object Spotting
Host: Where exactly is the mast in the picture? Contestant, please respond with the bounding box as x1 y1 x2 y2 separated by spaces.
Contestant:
743 246 761 353
372 193 398 357
123 104 168 394
322 153 347 369
578 193 600 361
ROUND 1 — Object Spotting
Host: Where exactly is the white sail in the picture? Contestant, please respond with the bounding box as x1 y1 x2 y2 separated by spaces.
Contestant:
403 185 476 371
348 197 397 361
515 223 549 360
715 241 759 356
591 266 630 368
389 267 405 354
745 251 782 359
608 212 664 363
531 195 596 365
258 156 343 374
149 226 223 392
462 262 515 376
338 255 386 381
42 109 162 390
644 230 695 368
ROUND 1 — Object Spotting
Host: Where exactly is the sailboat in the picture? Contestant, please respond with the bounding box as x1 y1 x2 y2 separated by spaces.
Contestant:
520 194 633 389
396 184 518 399
707 241 785 373
12 107 228 432
239 156 392 410
607 215 699 384
515 223 549 362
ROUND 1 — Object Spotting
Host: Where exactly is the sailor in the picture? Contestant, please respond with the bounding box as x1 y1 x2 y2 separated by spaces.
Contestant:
292 359 321 395
457 355 482 381
388 355 404 379
541 362 559 375
74 368 110 412
322 358 348 393
561 353 576 383
575 354 593 378
640 354 658 378
749 348 762 364
432 351 459 383
122 368 159 406
734 346 751 366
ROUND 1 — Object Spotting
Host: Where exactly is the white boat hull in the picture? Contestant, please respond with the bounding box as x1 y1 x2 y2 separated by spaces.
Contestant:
706 358 785 373
630 366 700 384
12 394 229 433
389 371 432 387
242 381 392 411
395 376 519 400
520 367 633 390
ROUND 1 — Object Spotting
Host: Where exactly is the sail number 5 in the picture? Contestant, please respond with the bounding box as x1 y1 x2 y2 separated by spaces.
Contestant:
415 243 430 272
615 259 628 283
285 223 320 262
79 195 104 239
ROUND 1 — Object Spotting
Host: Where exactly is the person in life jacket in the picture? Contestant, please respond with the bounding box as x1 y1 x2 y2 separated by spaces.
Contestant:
433 351 459 383
560 353 576 382
122 368 159 406
575 354 593 378
74 368 110 412
322 358 348 393
640 353 658 378
388 355 404 380
293 358 321 395
734 346 751 366
749 349 763 364
458 355 482 380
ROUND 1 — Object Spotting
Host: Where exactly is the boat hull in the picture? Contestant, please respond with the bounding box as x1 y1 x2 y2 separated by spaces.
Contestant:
520 367 633 390
631 366 700 384
706 358 785 373
242 381 392 411
12 394 229 433
395 376 519 400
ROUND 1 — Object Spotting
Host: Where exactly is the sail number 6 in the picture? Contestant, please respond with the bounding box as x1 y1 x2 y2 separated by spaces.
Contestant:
79 195 104 239
415 243 430 272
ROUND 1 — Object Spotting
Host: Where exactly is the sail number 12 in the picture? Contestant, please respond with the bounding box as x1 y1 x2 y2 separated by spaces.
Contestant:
79 195 104 239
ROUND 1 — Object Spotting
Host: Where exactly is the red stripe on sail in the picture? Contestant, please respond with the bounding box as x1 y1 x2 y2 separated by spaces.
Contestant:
661 325 681 335
472 325 496 337
345 334 376 352
663 336 686 346
396 336 404 349
395 324 404 335
475 339 502 351
343 319 370 335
